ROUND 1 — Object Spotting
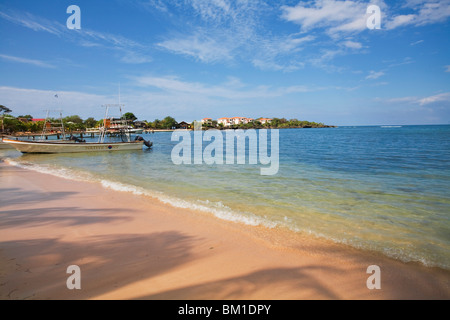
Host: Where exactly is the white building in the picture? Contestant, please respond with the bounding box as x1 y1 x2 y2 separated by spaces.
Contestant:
217 117 255 127
217 117 232 126
258 118 273 124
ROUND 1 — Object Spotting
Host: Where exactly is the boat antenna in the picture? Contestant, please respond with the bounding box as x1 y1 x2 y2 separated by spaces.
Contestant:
59 110 66 140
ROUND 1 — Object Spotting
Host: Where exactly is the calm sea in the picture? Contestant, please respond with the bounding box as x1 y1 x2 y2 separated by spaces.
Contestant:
2 125 450 269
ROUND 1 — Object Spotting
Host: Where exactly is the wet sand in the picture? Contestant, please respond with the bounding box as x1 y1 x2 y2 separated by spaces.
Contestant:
0 162 449 299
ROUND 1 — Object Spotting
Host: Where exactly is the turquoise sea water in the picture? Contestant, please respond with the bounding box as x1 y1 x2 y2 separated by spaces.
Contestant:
2 125 450 269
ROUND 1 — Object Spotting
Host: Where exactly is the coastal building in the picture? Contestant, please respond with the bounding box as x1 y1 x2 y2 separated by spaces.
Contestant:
258 118 273 124
201 118 212 125
18 117 31 123
217 117 256 127
231 117 252 125
217 117 233 127
134 121 148 128
177 121 191 129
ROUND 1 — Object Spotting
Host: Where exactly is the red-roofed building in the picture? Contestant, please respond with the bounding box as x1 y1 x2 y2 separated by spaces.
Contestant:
217 117 256 127
217 117 232 127
258 118 273 124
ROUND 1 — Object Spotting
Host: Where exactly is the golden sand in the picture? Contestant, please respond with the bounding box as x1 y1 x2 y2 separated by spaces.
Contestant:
0 162 449 299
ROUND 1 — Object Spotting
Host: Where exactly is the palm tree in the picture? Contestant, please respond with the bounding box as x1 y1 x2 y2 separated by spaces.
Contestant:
1 105 12 134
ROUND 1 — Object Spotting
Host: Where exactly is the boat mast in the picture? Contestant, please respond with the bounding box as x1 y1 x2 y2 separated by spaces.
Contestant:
41 110 50 140
99 84 129 143
41 109 65 140
99 105 109 143
59 110 66 140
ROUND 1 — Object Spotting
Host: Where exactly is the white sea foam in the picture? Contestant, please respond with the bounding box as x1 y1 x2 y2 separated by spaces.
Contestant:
100 179 150 196
100 179 276 228
5 158 276 230
5 158 95 182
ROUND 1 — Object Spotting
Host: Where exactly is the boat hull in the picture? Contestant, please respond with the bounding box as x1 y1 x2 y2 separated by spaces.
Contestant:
3 139 144 154
0 141 14 149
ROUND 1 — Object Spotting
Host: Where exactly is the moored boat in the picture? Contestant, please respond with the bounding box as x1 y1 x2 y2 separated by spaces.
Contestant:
2 138 146 153
3 105 152 154
0 139 14 149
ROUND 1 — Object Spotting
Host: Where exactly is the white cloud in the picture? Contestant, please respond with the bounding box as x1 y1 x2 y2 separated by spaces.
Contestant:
155 2 317 71
410 39 424 46
385 14 416 29
251 35 315 71
381 92 450 106
189 0 233 22
252 59 305 72
387 57 414 68
366 70 385 80
0 79 327 123
328 15 368 35
342 40 363 49
445 65 450 72
154 0 267 64
141 0 169 12
382 96 419 104
280 0 384 36
120 51 152 64
0 86 114 119
414 1 450 25
0 54 55 68
418 92 450 106
133 75 322 99
0 11 62 35
281 0 450 34
281 1 361 29
0 9 152 64
158 32 234 63
386 0 450 29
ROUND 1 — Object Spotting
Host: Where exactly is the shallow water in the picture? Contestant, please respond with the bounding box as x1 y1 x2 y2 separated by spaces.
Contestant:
2 125 450 269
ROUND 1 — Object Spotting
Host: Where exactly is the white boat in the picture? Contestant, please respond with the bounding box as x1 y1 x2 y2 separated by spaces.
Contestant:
0 139 14 149
129 128 144 134
86 127 101 134
3 105 152 154
2 138 145 153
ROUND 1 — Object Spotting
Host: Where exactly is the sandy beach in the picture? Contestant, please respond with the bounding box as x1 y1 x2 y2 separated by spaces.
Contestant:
0 161 449 300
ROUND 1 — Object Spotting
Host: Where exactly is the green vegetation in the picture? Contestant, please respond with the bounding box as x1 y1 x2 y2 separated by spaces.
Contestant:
0 105 12 114
1 105 11 133
123 112 137 122
84 117 97 128
1 108 333 134
203 118 332 130
146 116 178 129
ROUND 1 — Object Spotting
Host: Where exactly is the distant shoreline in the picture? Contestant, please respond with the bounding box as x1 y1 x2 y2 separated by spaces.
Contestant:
9 125 450 137
145 126 338 133
5 126 338 137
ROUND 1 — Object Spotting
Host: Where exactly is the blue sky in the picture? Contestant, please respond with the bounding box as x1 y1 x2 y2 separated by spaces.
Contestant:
0 0 449 125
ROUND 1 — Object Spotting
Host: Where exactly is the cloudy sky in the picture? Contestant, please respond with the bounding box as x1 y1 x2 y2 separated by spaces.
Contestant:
0 0 449 125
